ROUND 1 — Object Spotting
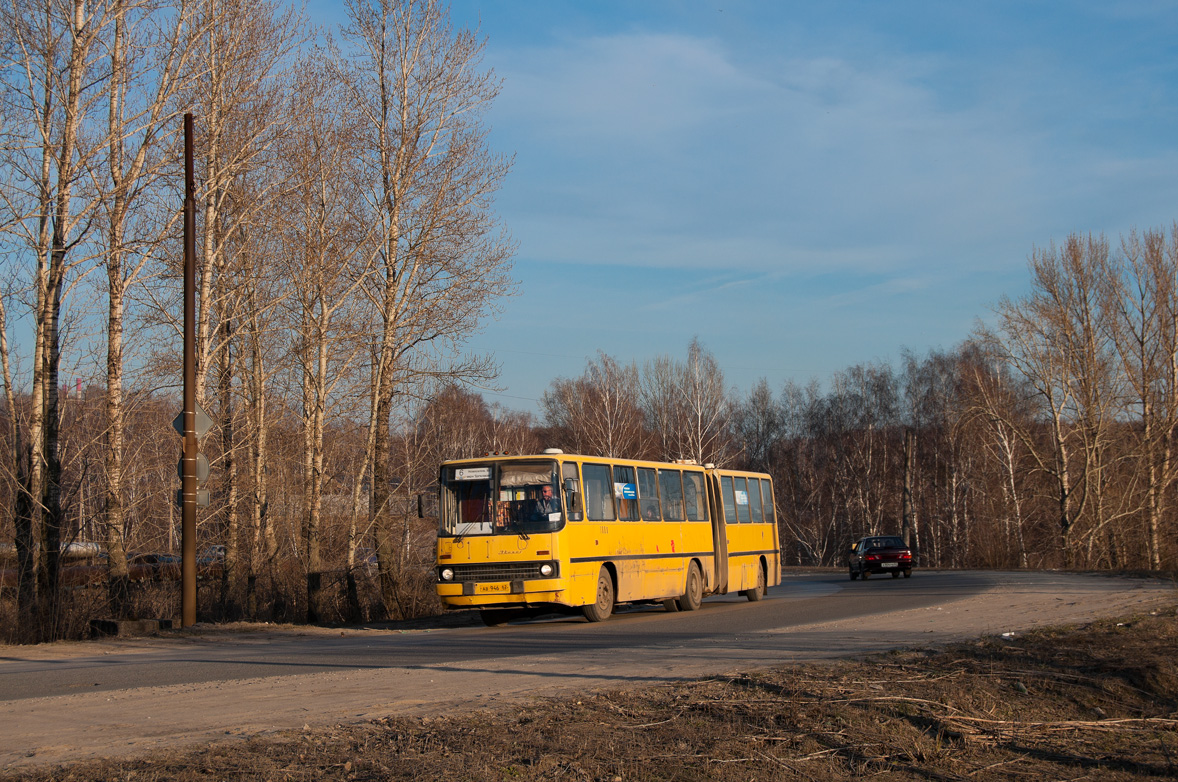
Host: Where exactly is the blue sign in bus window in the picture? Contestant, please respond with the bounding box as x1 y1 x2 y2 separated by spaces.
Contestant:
614 482 637 499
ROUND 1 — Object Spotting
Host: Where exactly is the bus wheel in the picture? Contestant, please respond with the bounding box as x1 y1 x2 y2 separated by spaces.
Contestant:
745 564 766 602
662 598 681 613
679 562 703 611
582 567 614 622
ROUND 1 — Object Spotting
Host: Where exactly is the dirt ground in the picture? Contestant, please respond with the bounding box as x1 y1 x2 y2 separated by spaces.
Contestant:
4 604 1177 781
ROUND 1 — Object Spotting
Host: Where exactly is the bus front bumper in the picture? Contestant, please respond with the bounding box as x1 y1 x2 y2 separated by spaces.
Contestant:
436 579 566 607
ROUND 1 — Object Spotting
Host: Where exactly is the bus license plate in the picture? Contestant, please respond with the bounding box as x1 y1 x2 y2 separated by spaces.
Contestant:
477 583 509 594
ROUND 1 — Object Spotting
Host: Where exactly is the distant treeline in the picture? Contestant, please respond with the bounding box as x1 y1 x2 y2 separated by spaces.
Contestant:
540 229 1178 575
4 228 1178 642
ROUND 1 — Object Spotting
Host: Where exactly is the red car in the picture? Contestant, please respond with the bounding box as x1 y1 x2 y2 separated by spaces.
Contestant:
848 536 913 579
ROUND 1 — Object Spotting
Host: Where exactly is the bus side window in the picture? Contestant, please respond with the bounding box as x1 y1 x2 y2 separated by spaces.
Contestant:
659 469 684 521
637 467 661 520
721 475 736 524
684 472 707 521
562 462 582 520
761 480 776 525
614 465 640 521
734 477 751 523
583 463 614 521
748 478 764 523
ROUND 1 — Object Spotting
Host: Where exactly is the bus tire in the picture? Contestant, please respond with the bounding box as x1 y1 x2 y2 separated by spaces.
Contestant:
679 562 703 611
583 567 614 622
745 563 766 602
663 598 681 613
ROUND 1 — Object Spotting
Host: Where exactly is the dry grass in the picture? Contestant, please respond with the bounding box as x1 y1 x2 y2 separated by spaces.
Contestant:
5 606 1177 781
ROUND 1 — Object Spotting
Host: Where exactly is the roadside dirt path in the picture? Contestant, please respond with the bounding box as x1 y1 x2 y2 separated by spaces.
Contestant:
1 571 1172 771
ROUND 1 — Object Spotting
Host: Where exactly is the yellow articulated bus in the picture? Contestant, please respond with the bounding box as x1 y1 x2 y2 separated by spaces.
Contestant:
434 449 781 625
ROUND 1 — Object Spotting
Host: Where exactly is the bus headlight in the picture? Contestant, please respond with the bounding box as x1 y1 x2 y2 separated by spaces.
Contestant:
539 563 554 577
440 568 454 581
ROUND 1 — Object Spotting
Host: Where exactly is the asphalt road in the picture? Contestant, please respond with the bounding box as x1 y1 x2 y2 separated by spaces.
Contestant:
0 569 1172 769
1 569 987 701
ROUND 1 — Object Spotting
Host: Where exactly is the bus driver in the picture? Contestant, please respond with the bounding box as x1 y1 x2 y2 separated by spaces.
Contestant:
533 484 561 520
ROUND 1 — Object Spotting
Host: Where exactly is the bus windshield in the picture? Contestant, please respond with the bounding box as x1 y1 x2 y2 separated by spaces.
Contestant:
440 460 563 536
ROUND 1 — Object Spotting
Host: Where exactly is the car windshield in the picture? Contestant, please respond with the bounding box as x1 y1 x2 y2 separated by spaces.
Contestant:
440 460 563 536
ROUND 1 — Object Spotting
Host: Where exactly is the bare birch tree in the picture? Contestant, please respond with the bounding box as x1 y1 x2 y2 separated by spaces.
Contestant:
94 0 200 610
0 0 111 632
637 340 733 465
339 0 515 615
730 378 782 473
638 354 679 461
164 0 304 609
542 351 647 458
676 338 733 466
961 347 1034 567
1102 224 1178 569
979 235 1117 567
275 54 374 621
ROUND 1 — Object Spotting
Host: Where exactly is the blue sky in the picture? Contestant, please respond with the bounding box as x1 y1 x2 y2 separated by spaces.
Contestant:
310 0 1178 414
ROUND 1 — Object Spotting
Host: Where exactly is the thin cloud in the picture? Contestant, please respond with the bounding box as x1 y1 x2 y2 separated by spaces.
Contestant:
499 33 762 143
489 23 1178 283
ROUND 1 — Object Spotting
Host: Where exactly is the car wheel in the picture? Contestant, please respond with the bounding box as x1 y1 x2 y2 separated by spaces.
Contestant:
891 570 900 579
679 562 703 611
849 567 858 580
861 569 869 580
582 567 614 622
903 569 912 578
